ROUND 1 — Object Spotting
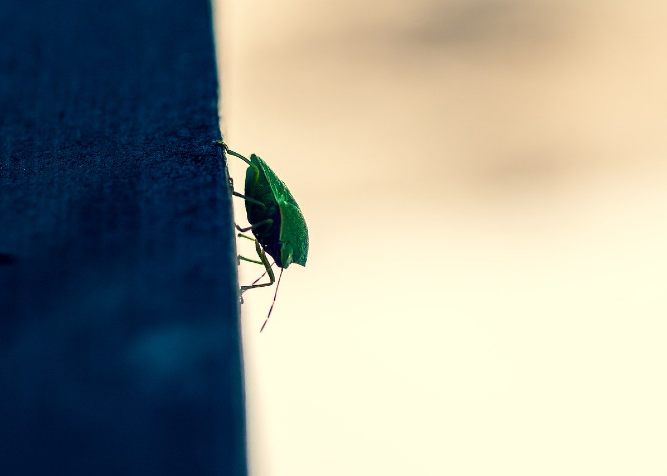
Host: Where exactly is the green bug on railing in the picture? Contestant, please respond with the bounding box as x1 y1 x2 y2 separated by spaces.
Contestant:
216 141 309 331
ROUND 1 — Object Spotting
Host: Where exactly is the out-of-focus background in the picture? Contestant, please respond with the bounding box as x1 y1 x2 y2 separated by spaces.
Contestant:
214 1 667 475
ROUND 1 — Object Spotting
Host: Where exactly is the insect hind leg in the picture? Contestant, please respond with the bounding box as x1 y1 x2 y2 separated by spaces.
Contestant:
239 237 275 293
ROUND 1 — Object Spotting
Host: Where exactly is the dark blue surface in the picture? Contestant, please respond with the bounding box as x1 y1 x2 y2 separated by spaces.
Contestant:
0 0 246 474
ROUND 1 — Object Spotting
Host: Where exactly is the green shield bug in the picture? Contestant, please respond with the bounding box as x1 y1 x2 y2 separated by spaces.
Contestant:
215 141 309 331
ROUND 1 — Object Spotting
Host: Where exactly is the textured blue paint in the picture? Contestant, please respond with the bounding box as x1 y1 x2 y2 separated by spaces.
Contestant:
0 0 247 474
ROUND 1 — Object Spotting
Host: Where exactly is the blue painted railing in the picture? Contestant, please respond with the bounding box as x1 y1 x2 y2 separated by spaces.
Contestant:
0 0 247 474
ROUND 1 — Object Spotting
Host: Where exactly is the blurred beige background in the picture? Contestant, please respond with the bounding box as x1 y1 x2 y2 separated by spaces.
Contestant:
214 1 667 475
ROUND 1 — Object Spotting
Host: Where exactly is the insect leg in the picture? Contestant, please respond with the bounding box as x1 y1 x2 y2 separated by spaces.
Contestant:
217 143 265 209
223 167 264 208
237 233 266 264
237 232 255 242
213 140 260 181
232 191 266 209
235 218 273 233
238 255 264 265
221 144 253 166
240 239 275 292
249 261 276 284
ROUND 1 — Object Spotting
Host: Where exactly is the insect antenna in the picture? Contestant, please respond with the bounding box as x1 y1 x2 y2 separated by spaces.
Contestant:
260 268 284 333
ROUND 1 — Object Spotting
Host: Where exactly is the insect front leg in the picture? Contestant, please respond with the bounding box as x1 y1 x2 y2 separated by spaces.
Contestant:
220 155 264 209
218 142 252 166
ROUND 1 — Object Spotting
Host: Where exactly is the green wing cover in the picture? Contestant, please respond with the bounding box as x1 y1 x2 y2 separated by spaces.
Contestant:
251 154 309 266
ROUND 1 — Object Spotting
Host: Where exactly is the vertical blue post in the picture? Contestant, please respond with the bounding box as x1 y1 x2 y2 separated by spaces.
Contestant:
0 0 247 475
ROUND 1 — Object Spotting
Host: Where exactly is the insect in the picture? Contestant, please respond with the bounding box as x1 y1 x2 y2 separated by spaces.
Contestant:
215 141 309 331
